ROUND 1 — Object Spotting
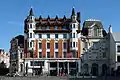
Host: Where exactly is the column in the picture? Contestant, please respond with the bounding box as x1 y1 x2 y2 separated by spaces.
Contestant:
67 62 69 74
48 62 50 75
57 62 59 76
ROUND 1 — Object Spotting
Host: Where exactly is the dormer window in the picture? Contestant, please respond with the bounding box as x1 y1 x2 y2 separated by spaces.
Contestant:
55 26 58 30
38 26 41 30
46 26 50 30
63 26 66 30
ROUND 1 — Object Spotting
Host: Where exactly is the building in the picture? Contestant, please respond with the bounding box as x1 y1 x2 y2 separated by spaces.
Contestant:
9 35 24 74
108 25 120 75
24 8 81 75
80 19 109 76
0 49 10 68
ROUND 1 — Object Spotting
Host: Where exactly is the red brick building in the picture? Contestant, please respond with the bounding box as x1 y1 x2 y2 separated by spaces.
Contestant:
24 8 81 75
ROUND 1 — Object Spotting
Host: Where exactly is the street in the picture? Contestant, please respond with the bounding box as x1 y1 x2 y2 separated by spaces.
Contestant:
0 76 68 80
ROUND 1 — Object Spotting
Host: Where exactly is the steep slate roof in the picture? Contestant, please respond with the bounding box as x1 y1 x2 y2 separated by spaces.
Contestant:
112 32 120 41
83 19 103 29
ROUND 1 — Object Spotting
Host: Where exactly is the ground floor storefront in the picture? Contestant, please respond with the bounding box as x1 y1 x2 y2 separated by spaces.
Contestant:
23 58 79 76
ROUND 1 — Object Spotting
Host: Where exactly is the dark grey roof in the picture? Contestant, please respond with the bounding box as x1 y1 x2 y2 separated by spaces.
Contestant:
83 20 103 29
112 32 120 41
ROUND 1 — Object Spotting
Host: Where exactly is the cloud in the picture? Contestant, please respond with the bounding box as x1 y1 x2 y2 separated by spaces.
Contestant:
7 21 23 26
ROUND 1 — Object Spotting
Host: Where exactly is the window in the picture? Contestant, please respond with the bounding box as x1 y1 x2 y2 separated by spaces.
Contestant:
117 56 120 62
73 33 75 38
39 34 42 38
72 51 75 57
27 34 29 38
39 52 42 58
55 52 58 58
46 26 50 30
63 52 66 58
85 42 88 48
55 34 58 38
70 25 72 29
39 43 42 49
55 43 58 49
30 61 44 66
73 24 75 28
70 33 72 38
47 34 50 38
103 52 106 58
64 42 67 49
30 24 32 28
20 53 22 59
33 34 35 38
38 26 41 29
93 42 98 49
94 27 98 36
47 52 50 58
63 34 67 38
76 42 77 47
47 43 50 49
117 45 120 52
20 64 23 72
73 42 75 47
55 26 58 30
70 42 72 47
27 42 29 47
30 33 32 38
30 42 32 47
63 26 66 30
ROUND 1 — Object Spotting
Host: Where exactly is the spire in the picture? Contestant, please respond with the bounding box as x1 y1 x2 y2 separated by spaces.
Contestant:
39 15 42 20
55 15 58 20
72 7 75 16
63 15 66 20
47 15 50 20
29 7 34 16
77 12 80 22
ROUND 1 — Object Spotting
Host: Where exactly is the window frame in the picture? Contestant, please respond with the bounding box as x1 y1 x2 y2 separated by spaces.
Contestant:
39 34 42 38
117 45 120 52
47 43 50 49
47 34 50 38
30 33 32 38
63 34 67 38
39 43 42 49
55 34 58 38
117 56 120 62
39 52 42 58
